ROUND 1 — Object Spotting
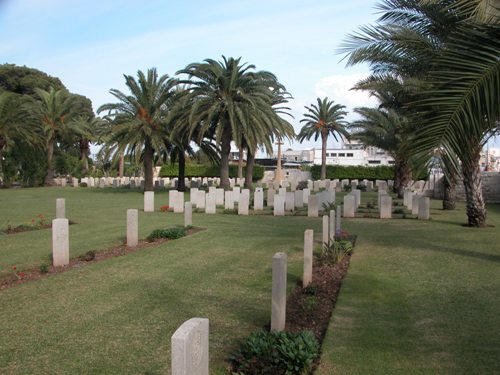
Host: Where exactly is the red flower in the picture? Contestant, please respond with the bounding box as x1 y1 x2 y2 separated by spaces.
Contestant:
12 266 16 271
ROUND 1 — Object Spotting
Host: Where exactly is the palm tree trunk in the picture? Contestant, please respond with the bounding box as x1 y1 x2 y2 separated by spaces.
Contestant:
238 145 244 179
79 139 89 176
393 157 411 198
44 137 55 186
220 126 232 190
118 153 124 177
461 150 486 227
244 147 255 190
321 131 327 180
0 142 4 186
143 140 154 192
177 151 186 192
442 174 457 210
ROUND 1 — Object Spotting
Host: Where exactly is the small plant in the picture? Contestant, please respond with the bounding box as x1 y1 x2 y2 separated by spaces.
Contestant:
296 180 309 190
79 182 88 187
229 330 319 375
223 209 238 215
80 250 96 261
321 201 336 212
393 207 405 214
147 227 186 241
303 284 319 296
160 205 170 212
358 184 367 192
301 295 318 313
319 239 353 265
40 263 49 274
342 184 352 192
366 201 375 209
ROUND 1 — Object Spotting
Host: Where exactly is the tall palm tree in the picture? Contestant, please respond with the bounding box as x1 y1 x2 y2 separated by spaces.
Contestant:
297 97 348 180
24 88 79 185
176 56 289 190
98 68 175 191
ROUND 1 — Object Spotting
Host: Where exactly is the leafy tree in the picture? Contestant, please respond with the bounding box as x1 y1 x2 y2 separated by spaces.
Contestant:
98 68 175 191
297 97 349 180
176 56 291 190
0 64 65 95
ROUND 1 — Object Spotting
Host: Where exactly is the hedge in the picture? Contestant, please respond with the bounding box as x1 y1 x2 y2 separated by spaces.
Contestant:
159 163 264 181
311 165 428 180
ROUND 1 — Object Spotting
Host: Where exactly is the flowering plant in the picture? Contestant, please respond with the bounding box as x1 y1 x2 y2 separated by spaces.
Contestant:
160 205 170 212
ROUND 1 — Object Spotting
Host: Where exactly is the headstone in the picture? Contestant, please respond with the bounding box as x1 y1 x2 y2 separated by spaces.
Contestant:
184 202 192 226
378 189 387 208
126 209 138 247
197 191 206 211
174 192 185 213
403 189 411 208
144 191 154 212
206 193 216 214
285 192 295 211
329 210 335 241
169 190 178 209
335 208 341 235
412 194 420 215
238 190 249 215
366 181 373 191
271 252 287 332
215 188 225 206
294 190 303 208
56 198 65 219
254 190 264 211
224 191 234 210
267 189 275 207
353 189 361 208
418 197 430 220
406 191 414 210
307 195 319 217
313 181 320 192
343 195 355 218
322 215 329 246
52 218 69 267
303 229 314 287
380 195 392 219
278 187 287 196
233 186 241 199
190 188 199 207
302 188 310 205
171 318 209 375
274 195 285 216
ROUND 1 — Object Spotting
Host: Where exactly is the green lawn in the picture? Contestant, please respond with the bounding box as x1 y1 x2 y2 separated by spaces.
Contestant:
317 200 500 375
0 188 499 374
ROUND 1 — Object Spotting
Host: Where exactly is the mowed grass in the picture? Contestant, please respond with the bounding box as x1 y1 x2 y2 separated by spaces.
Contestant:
1 188 499 374
317 199 500 375
0 187 322 374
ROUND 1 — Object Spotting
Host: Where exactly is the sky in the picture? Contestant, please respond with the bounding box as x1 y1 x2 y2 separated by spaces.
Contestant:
0 0 385 156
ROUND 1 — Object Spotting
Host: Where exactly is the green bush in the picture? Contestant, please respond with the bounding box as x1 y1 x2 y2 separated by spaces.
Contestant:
319 240 353 265
158 163 264 181
229 330 319 375
311 164 428 181
147 227 186 241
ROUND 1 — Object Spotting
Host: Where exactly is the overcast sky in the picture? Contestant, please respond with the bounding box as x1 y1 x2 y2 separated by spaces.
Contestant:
1 0 386 155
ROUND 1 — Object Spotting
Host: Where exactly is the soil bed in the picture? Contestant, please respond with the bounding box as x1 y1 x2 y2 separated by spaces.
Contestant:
0 227 204 290
2 220 76 235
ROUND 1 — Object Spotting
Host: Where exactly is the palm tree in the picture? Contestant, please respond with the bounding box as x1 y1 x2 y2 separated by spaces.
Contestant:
24 88 80 185
176 56 289 190
297 98 348 180
98 68 175 191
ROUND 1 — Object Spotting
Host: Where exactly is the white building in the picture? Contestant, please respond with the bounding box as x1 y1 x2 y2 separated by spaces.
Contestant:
314 141 394 166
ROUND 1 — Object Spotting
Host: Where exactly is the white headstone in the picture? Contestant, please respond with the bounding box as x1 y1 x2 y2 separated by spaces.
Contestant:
294 190 304 208
144 191 154 212
171 318 209 375
52 218 69 267
127 209 138 247
285 192 295 211
267 189 275 207
322 215 329 246
184 202 192 226
303 229 313 287
254 190 264 211
197 191 206 211
343 195 355 218
174 192 185 213
238 190 249 215
418 197 430 220
335 208 341 235
274 195 285 216
206 193 216 214
380 195 392 219
224 191 234 210
307 195 319 217
271 252 287 332
329 210 335 241
190 188 199 207
215 188 225 206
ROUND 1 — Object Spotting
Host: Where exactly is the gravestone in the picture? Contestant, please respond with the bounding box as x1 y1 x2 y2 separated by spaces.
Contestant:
169 190 178 209
224 191 234 210
307 195 319 217
366 181 373 191
174 192 185 213
294 190 303 208
206 193 216 214
353 189 361 208
406 191 414 210
267 189 275 207
215 188 225 206
378 190 387 208
302 188 310 205
52 218 69 267
197 191 206 211
184 202 192 227
254 190 264 211
171 318 209 375
322 215 329 246
285 192 295 211
343 195 355 218
418 197 430 220
190 188 199 207
274 195 285 216
303 229 314 287
278 187 287 196
233 186 241 199
335 208 341 236
412 194 420 215
329 210 335 241
127 209 138 247
144 191 154 212
56 198 65 219
238 190 249 216
271 252 287 332
380 195 392 219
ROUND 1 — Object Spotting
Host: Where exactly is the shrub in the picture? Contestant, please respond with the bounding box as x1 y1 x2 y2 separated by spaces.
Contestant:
319 240 353 265
342 184 352 192
79 182 88 187
158 163 264 181
80 250 96 261
296 180 309 190
229 330 319 375
311 164 428 181
147 227 186 241
393 207 405 214
39 263 49 274
321 201 336 212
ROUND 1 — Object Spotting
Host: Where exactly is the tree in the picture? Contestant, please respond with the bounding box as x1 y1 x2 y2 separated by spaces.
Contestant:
98 68 175 191
297 97 348 180
176 56 291 190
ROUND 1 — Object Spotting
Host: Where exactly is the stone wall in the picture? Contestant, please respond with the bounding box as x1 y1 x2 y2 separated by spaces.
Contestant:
433 172 500 203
